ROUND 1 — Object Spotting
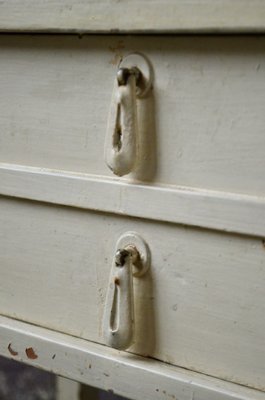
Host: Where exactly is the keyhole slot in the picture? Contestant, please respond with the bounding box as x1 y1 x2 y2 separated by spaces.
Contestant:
113 103 122 152
110 280 120 333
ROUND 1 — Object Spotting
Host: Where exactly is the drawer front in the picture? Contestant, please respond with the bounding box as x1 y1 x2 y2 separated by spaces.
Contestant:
1 1 265 33
0 196 264 391
0 35 265 196
1 33 265 394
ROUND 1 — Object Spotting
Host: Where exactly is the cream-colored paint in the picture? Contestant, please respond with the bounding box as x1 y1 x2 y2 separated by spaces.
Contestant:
1 163 265 238
0 196 264 391
0 316 264 400
0 31 265 399
0 36 264 196
0 1 265 33
105 74 138 177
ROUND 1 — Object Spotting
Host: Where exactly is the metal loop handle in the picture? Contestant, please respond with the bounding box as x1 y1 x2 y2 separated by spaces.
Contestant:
102 232 150 350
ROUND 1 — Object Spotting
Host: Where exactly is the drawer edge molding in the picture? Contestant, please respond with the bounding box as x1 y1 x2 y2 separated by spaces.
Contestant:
0 0 265 33
0 163 265 238
0 316 264 400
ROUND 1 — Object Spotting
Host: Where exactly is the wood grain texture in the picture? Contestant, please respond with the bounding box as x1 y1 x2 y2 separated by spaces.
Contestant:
0 0 265 33
0 35 265 196
1 33 265 396
0 316 264 400
0 196 264 390
1 164 265 238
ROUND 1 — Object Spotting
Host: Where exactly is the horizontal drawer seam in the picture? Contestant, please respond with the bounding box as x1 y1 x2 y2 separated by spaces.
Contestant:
0 163 265 238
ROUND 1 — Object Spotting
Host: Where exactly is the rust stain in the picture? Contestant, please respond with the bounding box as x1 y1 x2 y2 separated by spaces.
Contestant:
8 343 18 356
25 347 38 359
114 277 120 285
109 40 125 65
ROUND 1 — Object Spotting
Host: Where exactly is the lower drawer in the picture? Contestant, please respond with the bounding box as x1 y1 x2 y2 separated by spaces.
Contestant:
0 196 264 391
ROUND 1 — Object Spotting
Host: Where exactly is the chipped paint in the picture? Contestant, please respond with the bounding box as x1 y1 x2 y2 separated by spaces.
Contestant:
114 277 120 285
7 343 18 356
109 40 125 65
25 347 38 360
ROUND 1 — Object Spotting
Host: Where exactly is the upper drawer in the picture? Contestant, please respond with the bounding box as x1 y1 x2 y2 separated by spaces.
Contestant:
0 36 265 195
0 0 265 33
0 35 265 197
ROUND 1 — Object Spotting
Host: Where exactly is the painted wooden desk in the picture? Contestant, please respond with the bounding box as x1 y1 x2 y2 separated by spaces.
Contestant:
0 2 265 399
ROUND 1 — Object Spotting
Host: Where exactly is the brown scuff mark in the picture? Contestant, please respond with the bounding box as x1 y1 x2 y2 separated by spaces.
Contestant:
109 40 125 65
25 347 38 359
8 343 18 356
262 239 265 248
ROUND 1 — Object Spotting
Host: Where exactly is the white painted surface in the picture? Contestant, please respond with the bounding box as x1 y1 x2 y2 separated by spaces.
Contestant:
0 316 264 400
1 32 265 398
0 196 264 391
1 164 265 238
0 36 265 196
0 1 265 33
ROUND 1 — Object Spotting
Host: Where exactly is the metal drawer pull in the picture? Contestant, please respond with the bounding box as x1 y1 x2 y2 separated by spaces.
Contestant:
103 232 150 350
105 53 153 177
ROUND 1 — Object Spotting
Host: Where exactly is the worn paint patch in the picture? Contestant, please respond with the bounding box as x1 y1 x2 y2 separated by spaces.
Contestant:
114 277 120 285
109 40 125 65
8 343 18 356
25 347 38 360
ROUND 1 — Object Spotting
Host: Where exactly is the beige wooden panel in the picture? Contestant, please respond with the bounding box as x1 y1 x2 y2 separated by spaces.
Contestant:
0 196 264 391
1 317 264 400
0 0 265 33
0 35 265 196
1 164 265 238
